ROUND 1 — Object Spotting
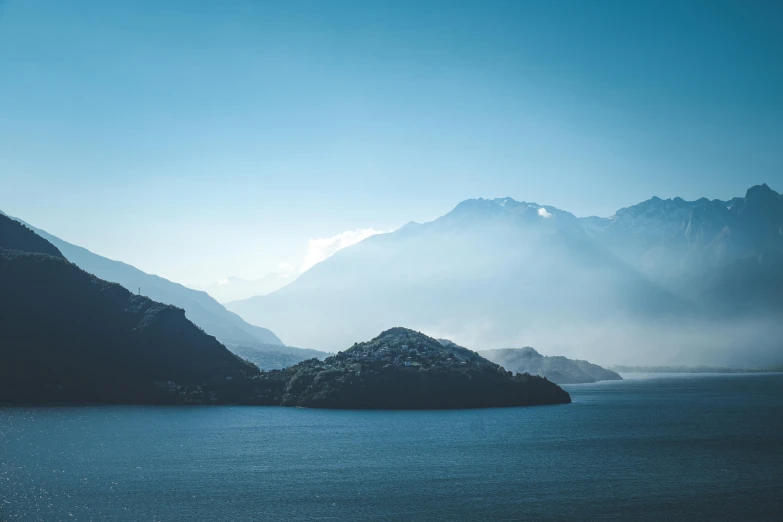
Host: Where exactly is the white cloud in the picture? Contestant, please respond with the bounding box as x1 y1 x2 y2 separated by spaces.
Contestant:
538 207 553 218
299 227 386 273
209 228 388 297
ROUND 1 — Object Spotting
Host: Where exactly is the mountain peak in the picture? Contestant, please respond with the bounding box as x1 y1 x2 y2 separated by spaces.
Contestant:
450 197 501 212
738 183 783 228
493 197 520 208
445 197 574 224
340 327 486 366
369 327 437 347
517 346 541 357
742 183 781 210
745 183 779 200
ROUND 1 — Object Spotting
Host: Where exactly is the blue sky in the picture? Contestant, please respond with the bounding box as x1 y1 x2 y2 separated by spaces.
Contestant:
1 0 782 285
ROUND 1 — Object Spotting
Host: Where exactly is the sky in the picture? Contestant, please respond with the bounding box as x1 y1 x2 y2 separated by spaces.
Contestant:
1 0 782 286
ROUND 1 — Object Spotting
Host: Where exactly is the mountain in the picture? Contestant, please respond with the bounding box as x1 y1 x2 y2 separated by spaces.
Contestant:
27 223 283 346
0 215 262 404
478 348 622 384
228 186 783 367
4 212 329 367
255 327 570 409
582 184 783 313
227 197 688 354
195 274 294 303
0 229 568 411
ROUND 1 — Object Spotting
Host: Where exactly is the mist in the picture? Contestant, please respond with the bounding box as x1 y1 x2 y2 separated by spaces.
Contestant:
228 190 783 368
420 316 783 368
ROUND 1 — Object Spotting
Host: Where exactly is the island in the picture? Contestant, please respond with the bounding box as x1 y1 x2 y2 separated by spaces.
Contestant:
479 347 622 384
254 328 571 409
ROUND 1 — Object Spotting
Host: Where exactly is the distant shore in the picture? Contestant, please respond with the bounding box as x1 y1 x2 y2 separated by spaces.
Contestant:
611 365 783 374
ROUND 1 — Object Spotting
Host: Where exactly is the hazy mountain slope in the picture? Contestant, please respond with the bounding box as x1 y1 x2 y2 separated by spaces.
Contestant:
195 274 293 303
582 184 783 312
5 214 286 347
479 348 622 384
228 198 688 353
0 215 261 404
4 212 328 368
37 229 283 346
229 343 329 370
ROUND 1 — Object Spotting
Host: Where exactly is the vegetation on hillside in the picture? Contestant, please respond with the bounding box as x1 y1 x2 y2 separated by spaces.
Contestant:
256 328 571 409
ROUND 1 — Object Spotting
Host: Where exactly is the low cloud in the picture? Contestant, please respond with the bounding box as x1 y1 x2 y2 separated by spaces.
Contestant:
278 228 389 276
538 207 553 218
300 228 386 272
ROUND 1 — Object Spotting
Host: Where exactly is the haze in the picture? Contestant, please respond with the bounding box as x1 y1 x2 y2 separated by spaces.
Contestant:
2 0 782 288
1 1 782 369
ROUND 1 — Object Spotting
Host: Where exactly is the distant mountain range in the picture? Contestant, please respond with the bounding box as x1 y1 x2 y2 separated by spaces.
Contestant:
479 348 622 384
227 184 783 367
3 212 328 368
582 183 783 313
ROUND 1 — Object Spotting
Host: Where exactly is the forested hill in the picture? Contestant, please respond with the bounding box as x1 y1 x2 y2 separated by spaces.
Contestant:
0 216 64 258
0 213 260 404
256 328 571 409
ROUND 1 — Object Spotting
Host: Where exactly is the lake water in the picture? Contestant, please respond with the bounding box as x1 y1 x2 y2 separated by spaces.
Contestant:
1 373 782 521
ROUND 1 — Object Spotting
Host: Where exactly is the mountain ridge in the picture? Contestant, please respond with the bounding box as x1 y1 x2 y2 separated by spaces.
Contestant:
0 215 263 404
228 184 782 366
479 347 623 384
2 212 329 368
581 183 783 309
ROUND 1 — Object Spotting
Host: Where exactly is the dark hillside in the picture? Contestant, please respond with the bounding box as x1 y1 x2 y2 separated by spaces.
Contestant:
0 216 64 258
264 328 571 409
0 214 260 404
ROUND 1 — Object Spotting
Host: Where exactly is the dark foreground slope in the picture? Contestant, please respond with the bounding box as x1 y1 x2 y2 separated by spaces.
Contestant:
5 212 330 368
0 216 261 404
29 221 285 347
0 214 64 258
259 328 571 409
480 348 622 384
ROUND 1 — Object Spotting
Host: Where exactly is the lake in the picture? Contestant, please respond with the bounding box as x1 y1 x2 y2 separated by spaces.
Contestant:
1 373 782 521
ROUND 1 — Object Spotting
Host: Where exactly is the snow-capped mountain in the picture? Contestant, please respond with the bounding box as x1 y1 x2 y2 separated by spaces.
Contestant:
227 185 782 366
228 196 687 359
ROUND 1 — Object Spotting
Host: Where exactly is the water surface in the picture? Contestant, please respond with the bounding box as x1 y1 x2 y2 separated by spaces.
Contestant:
2 373 781 521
